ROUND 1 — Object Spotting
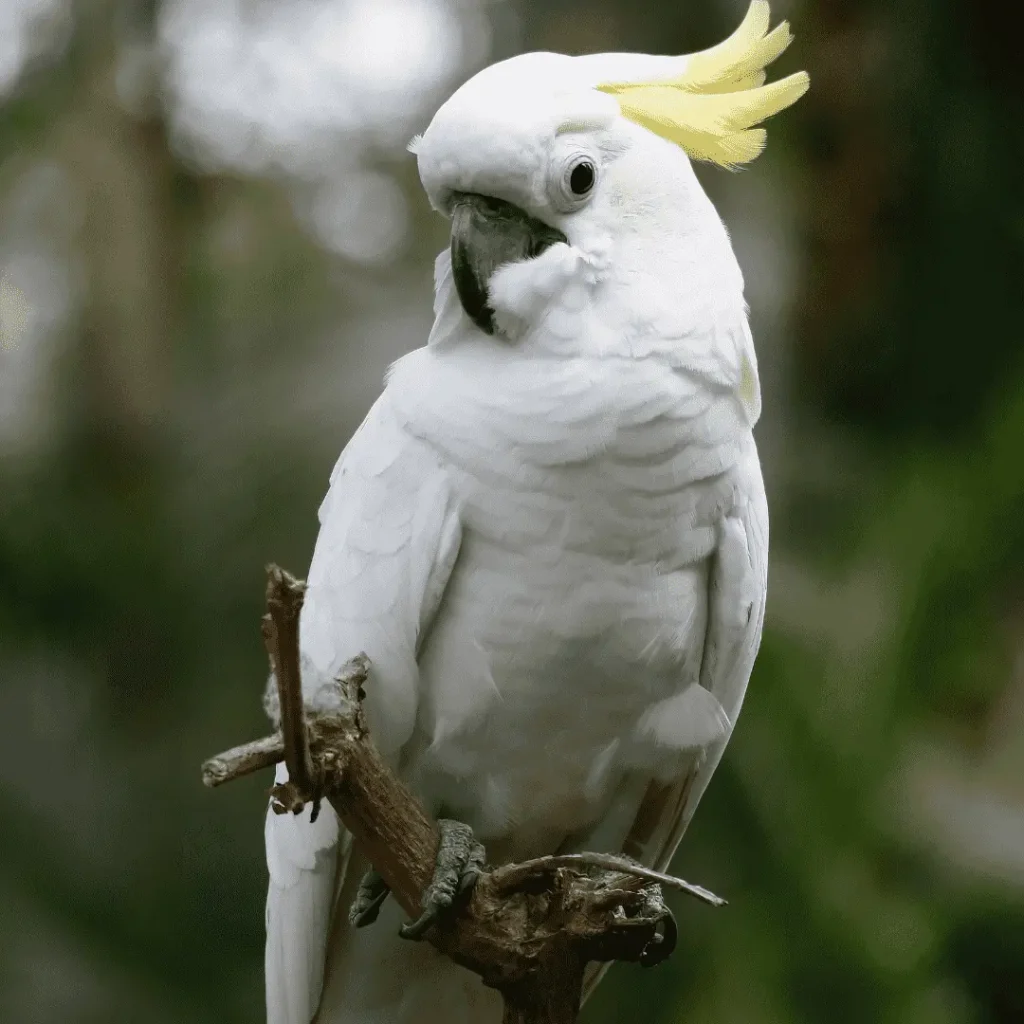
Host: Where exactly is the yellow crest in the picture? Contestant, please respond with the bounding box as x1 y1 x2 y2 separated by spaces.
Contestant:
596 1 809 167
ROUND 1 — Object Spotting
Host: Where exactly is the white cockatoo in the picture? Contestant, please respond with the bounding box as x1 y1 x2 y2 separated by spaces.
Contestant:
264 3 808 1021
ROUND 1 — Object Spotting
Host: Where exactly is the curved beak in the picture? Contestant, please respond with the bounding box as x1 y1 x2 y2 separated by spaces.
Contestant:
449 192 567 335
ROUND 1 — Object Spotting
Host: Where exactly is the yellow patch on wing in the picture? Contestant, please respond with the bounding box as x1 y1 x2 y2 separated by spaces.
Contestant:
739 353 759 416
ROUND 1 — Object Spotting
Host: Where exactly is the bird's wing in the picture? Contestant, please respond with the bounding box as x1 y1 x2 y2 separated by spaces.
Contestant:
583 439 768 1001
265 390 463 1024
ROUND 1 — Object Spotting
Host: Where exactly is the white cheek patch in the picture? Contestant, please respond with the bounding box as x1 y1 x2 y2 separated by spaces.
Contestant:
488 243 581 340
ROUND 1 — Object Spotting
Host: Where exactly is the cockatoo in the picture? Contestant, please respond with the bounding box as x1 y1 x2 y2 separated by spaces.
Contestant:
264 3 808 1022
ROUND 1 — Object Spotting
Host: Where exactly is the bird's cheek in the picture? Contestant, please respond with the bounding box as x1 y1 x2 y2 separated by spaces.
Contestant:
488 243 581 340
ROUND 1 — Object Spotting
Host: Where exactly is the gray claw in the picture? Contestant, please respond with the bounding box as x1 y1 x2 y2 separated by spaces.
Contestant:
349 869 391 928
399 819 486 940
638 887 677 967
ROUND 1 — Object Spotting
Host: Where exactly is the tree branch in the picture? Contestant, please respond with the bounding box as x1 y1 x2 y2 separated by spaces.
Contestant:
202 564 724 1022
491 853 725 908
262 566 314 795
201 733 283 787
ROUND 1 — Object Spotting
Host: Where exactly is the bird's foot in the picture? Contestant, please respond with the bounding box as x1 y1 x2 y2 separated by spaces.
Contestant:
636 884 677 968
349 868 391 928
399 818 486 940
597 853 678 967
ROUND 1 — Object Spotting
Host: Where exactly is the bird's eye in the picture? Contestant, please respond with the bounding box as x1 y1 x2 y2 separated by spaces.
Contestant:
568 160 595 196
549 150 599 212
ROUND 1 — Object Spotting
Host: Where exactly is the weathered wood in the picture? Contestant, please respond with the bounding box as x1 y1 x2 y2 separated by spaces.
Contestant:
201 733 283 787
262 566 314 794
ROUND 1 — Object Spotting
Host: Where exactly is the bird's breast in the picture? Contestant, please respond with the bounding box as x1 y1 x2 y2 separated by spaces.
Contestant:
390 344 748 850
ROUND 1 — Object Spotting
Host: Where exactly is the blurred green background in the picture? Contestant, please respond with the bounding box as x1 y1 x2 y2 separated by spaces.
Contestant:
1 0 1022 1021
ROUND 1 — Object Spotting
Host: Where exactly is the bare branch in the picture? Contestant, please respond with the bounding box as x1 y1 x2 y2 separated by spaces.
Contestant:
491 853 725 908
201 733 284 787
263 565 314 794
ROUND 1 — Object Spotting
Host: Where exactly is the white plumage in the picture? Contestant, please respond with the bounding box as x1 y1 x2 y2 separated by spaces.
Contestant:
262 9 802 1018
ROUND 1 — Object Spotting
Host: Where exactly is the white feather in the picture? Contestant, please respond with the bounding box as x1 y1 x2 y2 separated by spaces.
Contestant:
636 684 731 754
265 763 340 1024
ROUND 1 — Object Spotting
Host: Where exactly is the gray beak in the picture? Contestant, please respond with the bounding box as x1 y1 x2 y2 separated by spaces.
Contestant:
449 192 567 335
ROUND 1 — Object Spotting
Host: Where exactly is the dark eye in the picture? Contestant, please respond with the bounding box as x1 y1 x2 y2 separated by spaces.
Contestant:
550 152 599 211
568 160 595 196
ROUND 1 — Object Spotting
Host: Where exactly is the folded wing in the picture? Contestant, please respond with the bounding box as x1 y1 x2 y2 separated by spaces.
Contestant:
265 390 463 1024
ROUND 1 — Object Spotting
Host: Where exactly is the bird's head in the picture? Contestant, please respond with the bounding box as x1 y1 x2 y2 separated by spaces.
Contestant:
413 1 808 351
